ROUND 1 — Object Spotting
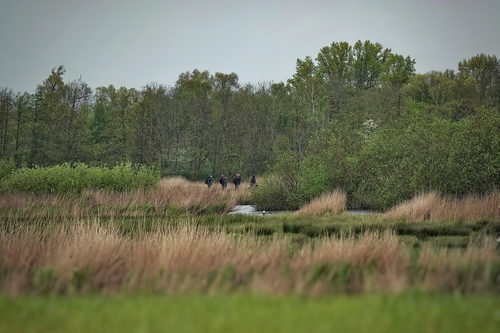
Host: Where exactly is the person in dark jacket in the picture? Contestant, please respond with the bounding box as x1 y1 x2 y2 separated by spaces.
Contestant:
250 175 257 188
233 174 241 190
205 175 213 188
219 174 227 190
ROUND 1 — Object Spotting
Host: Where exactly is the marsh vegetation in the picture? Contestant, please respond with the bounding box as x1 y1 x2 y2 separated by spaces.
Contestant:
1 178 499 298
1 39 499 331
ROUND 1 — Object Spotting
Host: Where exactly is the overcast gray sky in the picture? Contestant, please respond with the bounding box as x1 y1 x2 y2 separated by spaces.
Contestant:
1 0 499 93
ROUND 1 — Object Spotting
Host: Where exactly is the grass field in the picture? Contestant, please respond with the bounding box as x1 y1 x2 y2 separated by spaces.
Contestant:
1 178 500 331
1 215 499 295
1 293 499 333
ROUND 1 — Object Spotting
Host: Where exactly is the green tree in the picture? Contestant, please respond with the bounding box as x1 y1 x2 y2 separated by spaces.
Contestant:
352 40 391 90
0 88 15 159
53 77 93 164
88 87 110 146
251 150 303 210
316 41 353 119
235 82 283 177
403 74 431 103
172 69 213 178
210 71 239 175
99 85 138 164
287 56 325 159
29 65 66 166
316 41 353 86
133 83 167 166
287 56 325 115
380 54 416 87
458 54 499 106
12 92 34 166
426 71 456 107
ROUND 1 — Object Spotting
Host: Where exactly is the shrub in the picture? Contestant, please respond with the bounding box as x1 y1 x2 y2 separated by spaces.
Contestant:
0 162 160 195
0 158 16 181
251 151 304 210
251 175 298 210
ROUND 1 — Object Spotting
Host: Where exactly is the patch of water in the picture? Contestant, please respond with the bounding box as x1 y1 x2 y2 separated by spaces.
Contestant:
347 210 380 215
228 205 378 216
228 205 296 216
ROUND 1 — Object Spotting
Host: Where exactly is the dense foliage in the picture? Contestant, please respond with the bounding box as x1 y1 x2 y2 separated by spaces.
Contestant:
1 40 499 208
0 158 15 181
0 162 159 194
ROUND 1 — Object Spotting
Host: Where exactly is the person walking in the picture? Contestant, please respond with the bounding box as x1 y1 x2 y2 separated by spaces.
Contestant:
233 173 241 190
219 174 227 190
250 175 257 188
205 175 213 188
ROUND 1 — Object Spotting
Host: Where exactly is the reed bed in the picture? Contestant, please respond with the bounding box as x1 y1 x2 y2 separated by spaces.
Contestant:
297 190 347 216
0 177 249 220
384 190 500 222
1 221 498 296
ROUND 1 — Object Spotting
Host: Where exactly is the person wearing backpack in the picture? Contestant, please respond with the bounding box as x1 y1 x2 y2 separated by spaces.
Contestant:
250 175 257 188
205 175 213 188
233 174 241 190
219 174 227 190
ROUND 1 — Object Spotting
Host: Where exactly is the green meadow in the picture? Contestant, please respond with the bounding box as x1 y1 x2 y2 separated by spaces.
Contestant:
1 293 499 333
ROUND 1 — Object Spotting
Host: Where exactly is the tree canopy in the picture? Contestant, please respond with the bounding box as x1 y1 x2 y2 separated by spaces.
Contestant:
1 41 498 209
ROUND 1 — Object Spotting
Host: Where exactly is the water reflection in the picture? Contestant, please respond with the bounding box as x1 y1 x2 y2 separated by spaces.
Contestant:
228 205 378 216
228 205 293 216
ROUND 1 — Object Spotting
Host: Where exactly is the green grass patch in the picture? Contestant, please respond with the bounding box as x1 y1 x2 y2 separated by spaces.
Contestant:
1 293 499 333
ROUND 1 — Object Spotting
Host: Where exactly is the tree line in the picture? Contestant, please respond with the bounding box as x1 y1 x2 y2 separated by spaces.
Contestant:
1 40 499 208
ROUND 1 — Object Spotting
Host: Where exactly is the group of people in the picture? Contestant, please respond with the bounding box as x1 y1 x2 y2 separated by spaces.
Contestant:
205 174 257 190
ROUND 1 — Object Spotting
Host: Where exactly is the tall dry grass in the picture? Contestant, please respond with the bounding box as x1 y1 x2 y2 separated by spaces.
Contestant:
0 177 249 220
1 221 498 296
297 190 347 216
384 190 500 222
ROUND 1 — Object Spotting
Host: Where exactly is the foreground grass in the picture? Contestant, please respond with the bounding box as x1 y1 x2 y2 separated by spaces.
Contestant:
1 293 499 333
2 219 499 295
1 187 499 296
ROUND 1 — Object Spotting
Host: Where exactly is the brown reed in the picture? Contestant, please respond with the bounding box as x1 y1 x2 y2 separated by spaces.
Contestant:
383 190 500 222
0 177 249 220
1 221 498 296
297 190 347 216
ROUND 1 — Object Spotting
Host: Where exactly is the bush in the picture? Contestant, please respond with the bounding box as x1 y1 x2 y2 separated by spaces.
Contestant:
0 162 160 195
251 176 295 210
251 151 304 210
0 158 16 181
355 106 500 209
